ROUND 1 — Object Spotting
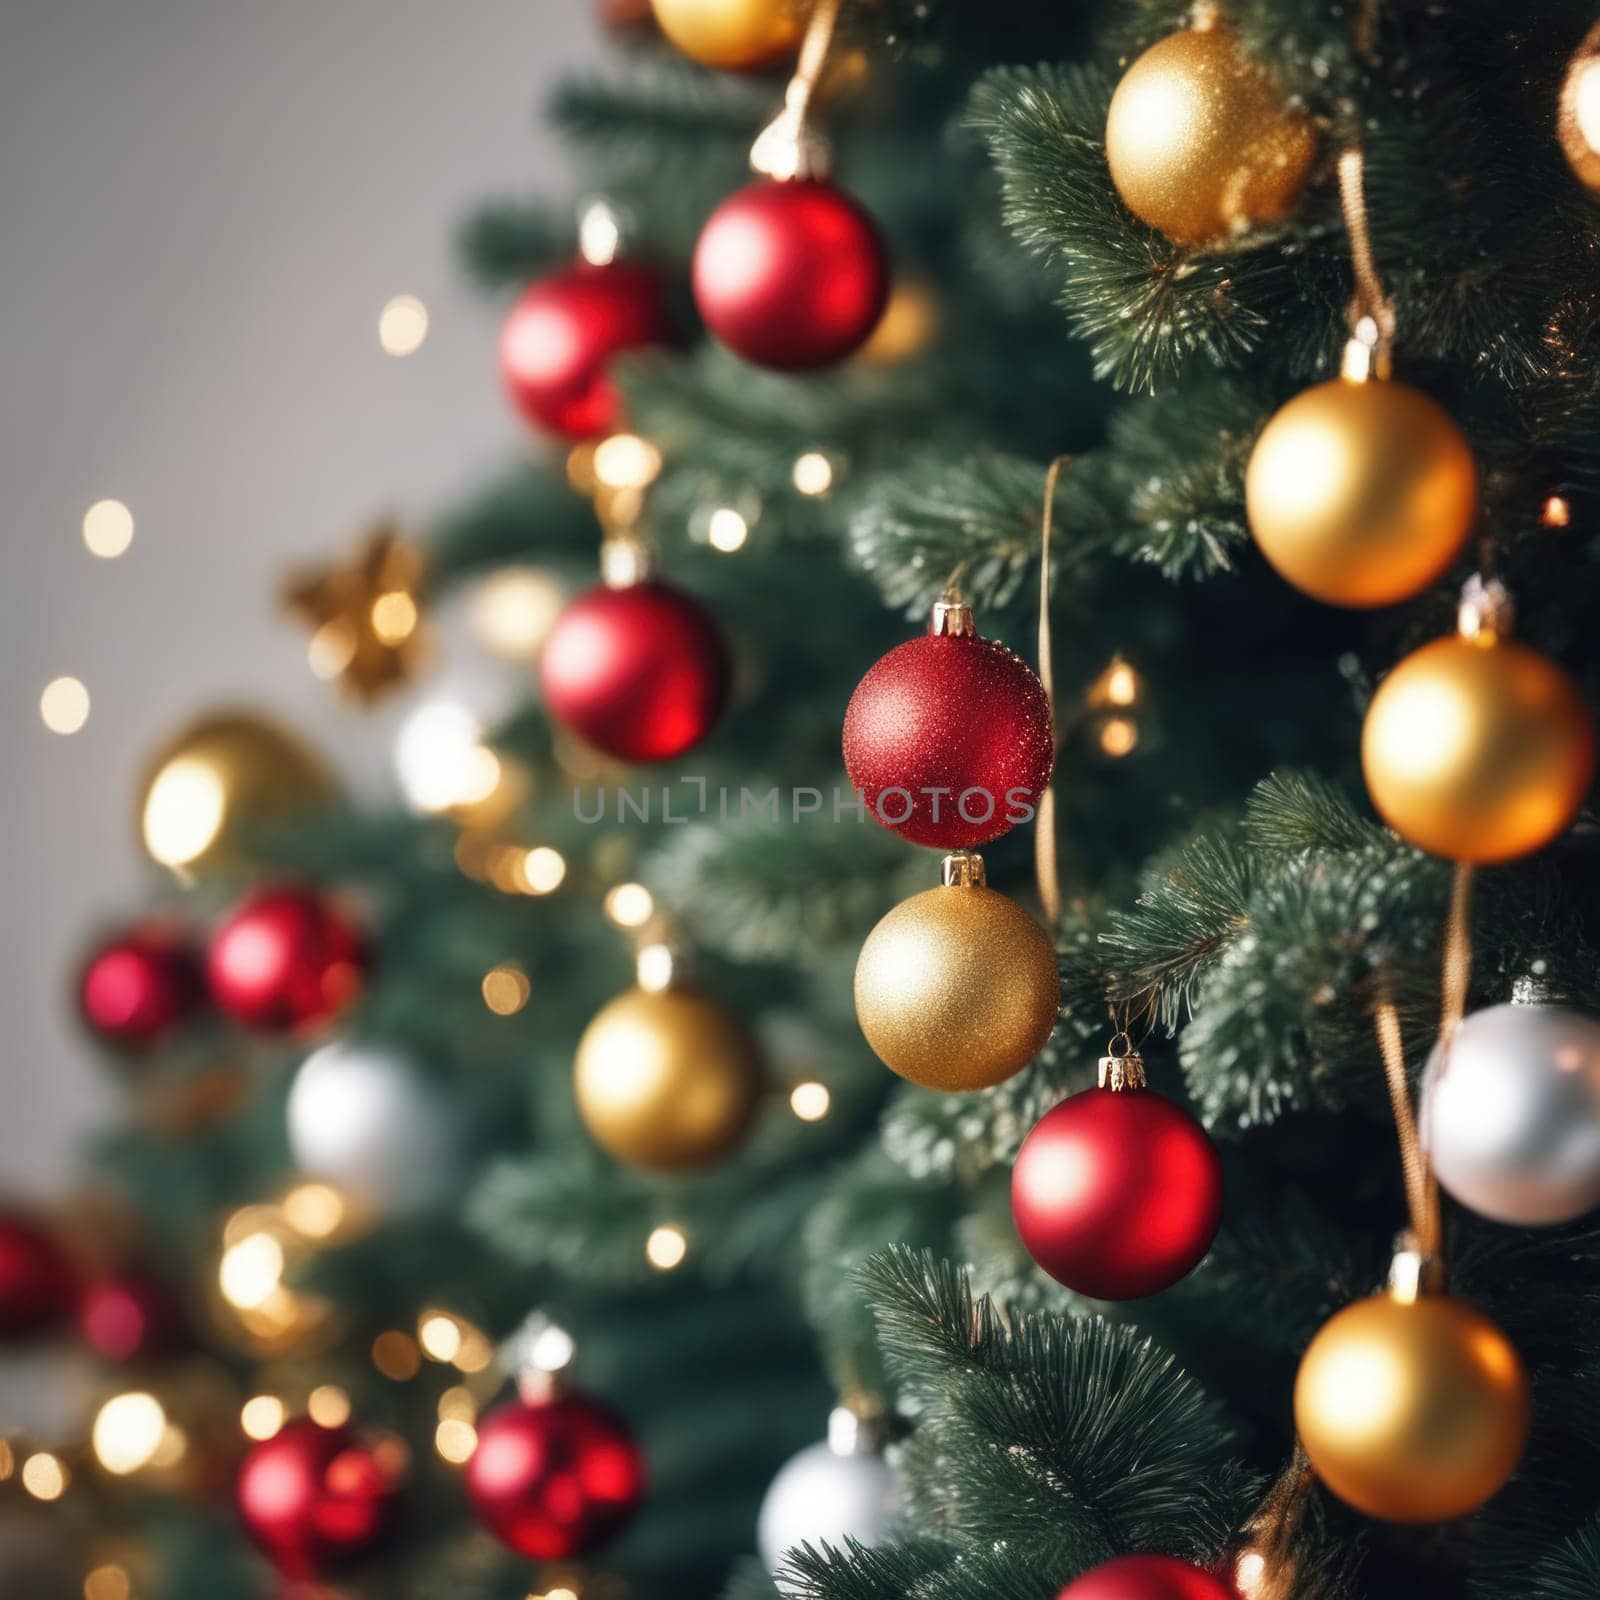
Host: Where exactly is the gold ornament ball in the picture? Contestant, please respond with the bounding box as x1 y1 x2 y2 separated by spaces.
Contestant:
1246 378 1478 608
1295 1291 1529 1523
138 710 338 875
1362 635 1596 863
1104 22 1316 246
574 985 764 1171
649 0 804 71
854 884 1060 1092
1559 20 1600 193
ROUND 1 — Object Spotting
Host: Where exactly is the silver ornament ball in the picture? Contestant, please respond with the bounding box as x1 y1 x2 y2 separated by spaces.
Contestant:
757 1410 896 1582
1421 1000 1600 1226
286 1041 460 1217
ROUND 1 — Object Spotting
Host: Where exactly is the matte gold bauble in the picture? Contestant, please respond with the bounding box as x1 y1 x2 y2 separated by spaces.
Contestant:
138 710 338 876
1362 635 1596 863
574 985 764 1171
1104 22 1316 245
854 880 1059 1092
1245 378 1478 608
649 0 804 71
1295 1290 1529 1523
1559 21 1600 193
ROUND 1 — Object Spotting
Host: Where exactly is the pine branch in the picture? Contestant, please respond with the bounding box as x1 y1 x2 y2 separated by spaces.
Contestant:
1517 1516 1600 1600
850 1249 1246 1570
965 63 1327 395
457 197 573 290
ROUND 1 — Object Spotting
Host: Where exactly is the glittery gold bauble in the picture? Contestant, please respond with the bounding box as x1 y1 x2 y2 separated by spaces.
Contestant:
1295 1290 1529 1523
854 883 1059 1092
1246 378 1478 608
1559 20 1600 193
138 711 338 875
649 0 804 71
1362 635 1596 863
574 985 764 1171
1104 23 1316 245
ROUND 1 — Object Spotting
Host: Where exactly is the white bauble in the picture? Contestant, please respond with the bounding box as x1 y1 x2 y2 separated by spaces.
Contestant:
757 1413 895 1580
286 1042 459 1217
1421 1000 1600 1225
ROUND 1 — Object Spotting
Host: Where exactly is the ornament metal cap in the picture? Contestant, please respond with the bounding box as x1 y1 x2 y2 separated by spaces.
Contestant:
1457 574 1514 644
1340 315 1394 384
940 851 986 888
1387 1232 1447 1304
1098 1039 1148 1092
1511 971 1567 1006
600 535 655 589
827 1400 888 1456
928 599 976 638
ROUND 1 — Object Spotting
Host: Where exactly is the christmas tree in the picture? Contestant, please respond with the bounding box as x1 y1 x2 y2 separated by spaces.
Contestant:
12 2 1600 1597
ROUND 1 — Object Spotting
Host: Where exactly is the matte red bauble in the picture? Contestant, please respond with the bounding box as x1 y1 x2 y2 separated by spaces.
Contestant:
540 580 730 763
1013 1087 1223 1300
844 623 1055 849
465 1393 646 1561
693 178 889 370
1058 1554 1237 1600
236 1419 403 1579
0 1215 78 1340
207 888 367 1033
79 923 204 1050
500 262 672 439
80 1272 187 1364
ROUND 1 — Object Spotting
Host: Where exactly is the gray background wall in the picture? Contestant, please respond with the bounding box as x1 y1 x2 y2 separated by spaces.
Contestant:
1 1 603 1193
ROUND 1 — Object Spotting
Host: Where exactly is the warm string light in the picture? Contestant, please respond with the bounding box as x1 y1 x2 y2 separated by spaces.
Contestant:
645 1224 688 1270
22 1451 68 1500
372 1330 423 1381
84 1566 133 1600
83 498 134 558
40 675 90 734
792 451 834 496
241 1395 286 1440
790 1080 831 1121
707 507 750 552
93 1392 169 1476
1542 495 1572 528
605 883 655 928
378 294 429 357
482 962 531 1014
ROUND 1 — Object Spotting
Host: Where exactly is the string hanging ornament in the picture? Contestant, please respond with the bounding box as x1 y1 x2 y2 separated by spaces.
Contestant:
692 0 890 370
1294 869 1532 1523
1246 147 1480 608
539 436 732 765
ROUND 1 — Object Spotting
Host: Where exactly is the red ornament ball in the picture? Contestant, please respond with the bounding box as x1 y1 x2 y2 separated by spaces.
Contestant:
693 178 890 370
540 579 730 763
500 261 672 439
844 630 1055 849
236 1419 403 1580
1013 1088 1223 1300
466 1393 646 1561
79 923 204 1050
208 887 367 1033
0 1215 78 1340
1058 1554 1237 1600
80 1271 187 1364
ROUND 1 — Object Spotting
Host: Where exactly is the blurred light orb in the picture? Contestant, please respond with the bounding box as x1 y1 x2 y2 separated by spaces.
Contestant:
92 1392 168 1476
82 499 134 558
379 294 429 357
40 676 90 735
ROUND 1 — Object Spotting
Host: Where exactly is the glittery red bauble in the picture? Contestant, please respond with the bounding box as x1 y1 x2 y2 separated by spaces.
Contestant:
692 178 889 370
80 1272 187 1364
465 1394 646 1562
79 923 204 1050
539 579 730 763
1058 1554 1238 1600
1013 1088 1223 1300
207 888 367 1033
843 632 1055 849
0 1215 78 1340
236 1419 403 1580
500 262 671 439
